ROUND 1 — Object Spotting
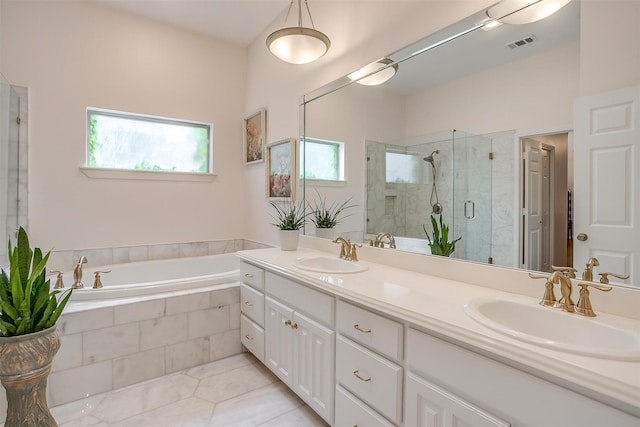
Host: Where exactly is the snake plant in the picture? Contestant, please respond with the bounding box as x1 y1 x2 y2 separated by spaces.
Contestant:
0 227 72 337
423 214 461 257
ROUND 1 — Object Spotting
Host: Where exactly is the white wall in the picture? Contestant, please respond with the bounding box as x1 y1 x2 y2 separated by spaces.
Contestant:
243 0 495 247
1 1 248 251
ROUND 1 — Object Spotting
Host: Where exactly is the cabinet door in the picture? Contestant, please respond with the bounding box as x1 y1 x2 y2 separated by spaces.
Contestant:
292 310 335 423
265 296 294 386
406 373 510 427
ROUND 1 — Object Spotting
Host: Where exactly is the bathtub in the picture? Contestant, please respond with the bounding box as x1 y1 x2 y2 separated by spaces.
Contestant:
54 253 240 301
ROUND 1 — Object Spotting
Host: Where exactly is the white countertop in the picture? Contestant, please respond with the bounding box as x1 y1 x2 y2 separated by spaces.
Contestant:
237 247 640 418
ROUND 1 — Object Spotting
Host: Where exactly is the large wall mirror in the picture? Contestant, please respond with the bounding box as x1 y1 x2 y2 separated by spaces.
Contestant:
301 0 640 289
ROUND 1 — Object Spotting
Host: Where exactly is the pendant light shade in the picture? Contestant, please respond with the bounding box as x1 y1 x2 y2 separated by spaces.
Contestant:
486 0 572 24
266 0 330 64
348 58 399 86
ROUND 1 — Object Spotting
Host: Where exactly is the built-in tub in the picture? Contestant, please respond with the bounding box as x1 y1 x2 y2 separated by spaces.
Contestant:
54 253 240 300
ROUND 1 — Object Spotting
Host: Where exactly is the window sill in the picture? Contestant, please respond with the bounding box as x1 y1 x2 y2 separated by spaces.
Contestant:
303 179 347 187
80 167 217 182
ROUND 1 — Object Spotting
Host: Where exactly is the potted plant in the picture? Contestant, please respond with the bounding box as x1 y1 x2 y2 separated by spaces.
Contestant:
0 227 72 427
308 191 355 239
423 214 461 257
270 200 307 250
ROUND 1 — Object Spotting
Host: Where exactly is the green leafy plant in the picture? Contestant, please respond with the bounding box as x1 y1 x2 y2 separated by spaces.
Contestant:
0 227 72 337
308 191 355 229
423 214 461 257
270 200 308 231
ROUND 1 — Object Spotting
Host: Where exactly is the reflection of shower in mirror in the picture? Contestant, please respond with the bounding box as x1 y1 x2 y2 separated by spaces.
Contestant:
423 150 442 214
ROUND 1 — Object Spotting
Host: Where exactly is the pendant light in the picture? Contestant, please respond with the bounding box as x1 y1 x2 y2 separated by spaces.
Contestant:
266 0 330 65
486 0 572 24
348 58 399 86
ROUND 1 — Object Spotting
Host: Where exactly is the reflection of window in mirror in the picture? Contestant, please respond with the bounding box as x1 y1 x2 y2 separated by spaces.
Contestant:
385 152 420 184
300 138 345 181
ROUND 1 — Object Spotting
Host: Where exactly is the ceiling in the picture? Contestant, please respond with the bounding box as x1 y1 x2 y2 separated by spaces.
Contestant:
90 0 291 46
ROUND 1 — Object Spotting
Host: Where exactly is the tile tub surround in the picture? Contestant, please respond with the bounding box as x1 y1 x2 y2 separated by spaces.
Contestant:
0 284 243 419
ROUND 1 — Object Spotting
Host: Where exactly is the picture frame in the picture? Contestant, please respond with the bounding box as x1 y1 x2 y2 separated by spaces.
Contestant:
266 138 297 201
243 108 266 164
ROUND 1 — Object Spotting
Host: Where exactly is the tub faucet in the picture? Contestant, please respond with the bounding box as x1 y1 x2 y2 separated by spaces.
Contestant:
72 256 88 289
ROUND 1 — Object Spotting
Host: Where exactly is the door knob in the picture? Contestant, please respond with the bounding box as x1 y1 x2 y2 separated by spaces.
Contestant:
576 233 588 241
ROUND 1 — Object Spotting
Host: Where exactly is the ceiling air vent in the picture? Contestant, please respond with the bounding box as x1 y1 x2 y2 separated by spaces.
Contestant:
506 34 537 49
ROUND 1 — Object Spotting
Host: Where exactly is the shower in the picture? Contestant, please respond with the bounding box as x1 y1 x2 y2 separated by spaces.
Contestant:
424 150 442 214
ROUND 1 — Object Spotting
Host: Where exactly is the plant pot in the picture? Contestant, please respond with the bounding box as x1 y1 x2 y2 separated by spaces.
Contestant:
315 228 335 240
279 229 300 251
0 326 61 427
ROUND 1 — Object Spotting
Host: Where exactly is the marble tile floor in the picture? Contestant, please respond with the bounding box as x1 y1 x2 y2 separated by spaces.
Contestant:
16 353 328 427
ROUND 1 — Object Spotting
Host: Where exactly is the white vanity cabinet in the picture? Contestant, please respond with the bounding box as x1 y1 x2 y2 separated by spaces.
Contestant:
264 272 335 424
335 300 404 426
406 328 640 427
239 262 265 362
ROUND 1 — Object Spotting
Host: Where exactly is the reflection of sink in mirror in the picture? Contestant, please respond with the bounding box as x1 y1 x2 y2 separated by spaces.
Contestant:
464 299 640 361
293 256 368 274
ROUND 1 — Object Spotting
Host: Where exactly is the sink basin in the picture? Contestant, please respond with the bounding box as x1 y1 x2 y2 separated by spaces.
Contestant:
464 299 640 361
293 256 368 274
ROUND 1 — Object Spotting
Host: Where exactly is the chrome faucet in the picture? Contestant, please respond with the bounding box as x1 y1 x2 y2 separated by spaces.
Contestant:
72 256 88 289
370 232 396 249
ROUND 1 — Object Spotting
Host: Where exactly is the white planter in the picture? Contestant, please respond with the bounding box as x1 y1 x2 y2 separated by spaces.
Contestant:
279 230 300 251
315 228 335 240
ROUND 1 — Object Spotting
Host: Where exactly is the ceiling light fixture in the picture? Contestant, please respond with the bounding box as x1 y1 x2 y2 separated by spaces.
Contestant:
266 0 330 65
486 0 572 24
348 58 399 86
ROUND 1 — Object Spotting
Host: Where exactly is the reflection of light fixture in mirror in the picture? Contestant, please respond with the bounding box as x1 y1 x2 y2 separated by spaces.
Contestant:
348 58 399 86
486 0 572 24
266 0 330 65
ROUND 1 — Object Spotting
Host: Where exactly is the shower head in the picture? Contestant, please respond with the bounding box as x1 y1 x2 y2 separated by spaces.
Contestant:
423 150 440 165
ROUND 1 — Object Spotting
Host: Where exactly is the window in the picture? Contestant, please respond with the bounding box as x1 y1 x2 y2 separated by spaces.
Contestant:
300 138 345 181
86 108 212 175
386 151 420 183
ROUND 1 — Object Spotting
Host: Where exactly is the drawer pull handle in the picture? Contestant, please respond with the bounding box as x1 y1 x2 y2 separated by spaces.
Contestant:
284 320 292 326
244 273 254 278
353 324 371 334
353 370 371 382
244 301 254 307
244 334 253 341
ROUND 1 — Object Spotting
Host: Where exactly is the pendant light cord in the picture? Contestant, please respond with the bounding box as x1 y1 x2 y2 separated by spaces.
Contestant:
283 0 317 29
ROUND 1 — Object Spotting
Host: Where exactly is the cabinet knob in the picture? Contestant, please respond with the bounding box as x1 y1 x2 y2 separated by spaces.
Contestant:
353 324 372 334
244 334 253 341
244 273 254 278
353 370 371 382
284 320 292 326
244 301 254 307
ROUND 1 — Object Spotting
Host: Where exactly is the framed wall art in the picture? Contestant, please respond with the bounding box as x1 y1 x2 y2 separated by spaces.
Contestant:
266 138 296 201
243 108 266 164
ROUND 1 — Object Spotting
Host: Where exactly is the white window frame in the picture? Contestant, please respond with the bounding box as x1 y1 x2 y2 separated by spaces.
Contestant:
81 108 215 182
300 137 346 186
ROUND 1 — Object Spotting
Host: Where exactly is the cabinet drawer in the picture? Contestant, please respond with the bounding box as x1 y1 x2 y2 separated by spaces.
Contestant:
240 314 264 362
336 335 402 424
240 262 264 291
335 385 395 427
240 283 264 326
265 272 334 327
337 300 403 361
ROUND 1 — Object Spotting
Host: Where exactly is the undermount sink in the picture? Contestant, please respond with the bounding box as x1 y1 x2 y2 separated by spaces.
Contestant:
293 256 368 274
464 299 640 361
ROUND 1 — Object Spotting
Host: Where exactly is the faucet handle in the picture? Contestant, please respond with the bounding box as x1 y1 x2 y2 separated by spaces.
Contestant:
575 282 612 317
528 273 556 306
49 270 64 289
598 272 630 284
551 265 577 278
93 270 111 289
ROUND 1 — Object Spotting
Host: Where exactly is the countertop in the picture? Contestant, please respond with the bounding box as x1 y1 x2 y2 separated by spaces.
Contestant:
237 247 640 418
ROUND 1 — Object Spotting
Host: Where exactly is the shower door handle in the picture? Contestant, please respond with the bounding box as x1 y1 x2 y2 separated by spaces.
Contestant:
464 200 475 219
